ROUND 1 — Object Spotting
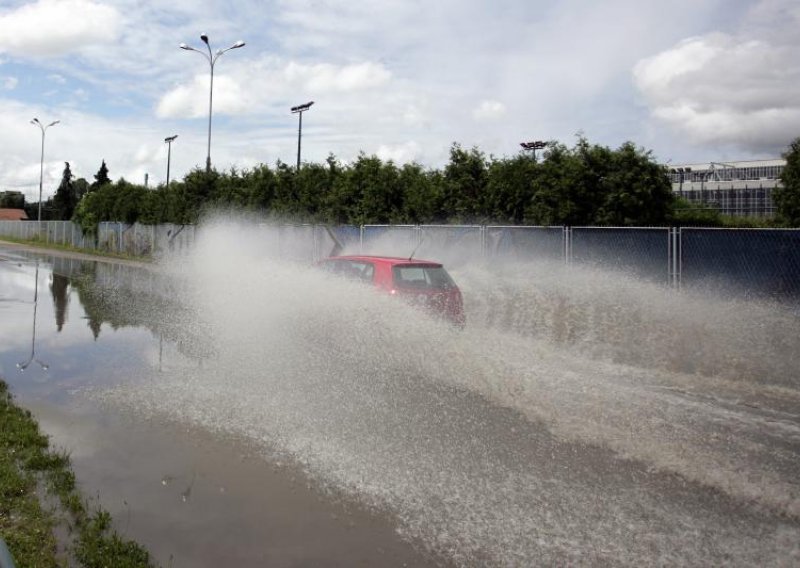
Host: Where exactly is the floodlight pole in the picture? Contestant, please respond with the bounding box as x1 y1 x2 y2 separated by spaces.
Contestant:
180 35 245 172
165 135 178 187
30 118 59 231
291 101 314 171
520 140 547 161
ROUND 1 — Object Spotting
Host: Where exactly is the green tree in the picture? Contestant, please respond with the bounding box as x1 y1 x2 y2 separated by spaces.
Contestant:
52 162 78 220
595 142 672 226
526 142 593 225
486 154 538 224
398 163 445 224
773 137 800 226
443 144 488 222
73 178 90 201
0 191 25 209
91 160 111 190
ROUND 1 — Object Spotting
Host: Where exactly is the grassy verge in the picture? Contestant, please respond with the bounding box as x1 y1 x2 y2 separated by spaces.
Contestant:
0 235 150 263
0 379 154 567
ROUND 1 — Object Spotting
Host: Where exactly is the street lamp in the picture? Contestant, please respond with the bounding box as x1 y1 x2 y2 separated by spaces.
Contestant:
164 134 178 187
179 34 245 172
520 140 547 161
291 101 314 171
30 118 59 229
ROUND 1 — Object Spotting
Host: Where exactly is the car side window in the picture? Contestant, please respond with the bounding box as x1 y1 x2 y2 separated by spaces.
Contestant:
323 260 374 283
347 261 374 283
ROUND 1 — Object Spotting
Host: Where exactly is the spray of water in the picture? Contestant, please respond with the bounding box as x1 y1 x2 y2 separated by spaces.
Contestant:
96 215 800 565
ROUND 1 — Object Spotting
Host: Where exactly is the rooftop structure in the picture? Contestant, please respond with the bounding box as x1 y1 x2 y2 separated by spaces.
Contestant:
0 208 28 221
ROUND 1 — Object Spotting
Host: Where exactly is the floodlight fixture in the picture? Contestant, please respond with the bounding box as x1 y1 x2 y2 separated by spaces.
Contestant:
291 101 315 113
520 140 547 151
520 140 547 161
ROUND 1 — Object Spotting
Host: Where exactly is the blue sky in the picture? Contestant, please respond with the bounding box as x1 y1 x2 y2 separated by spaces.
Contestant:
1 0 798 203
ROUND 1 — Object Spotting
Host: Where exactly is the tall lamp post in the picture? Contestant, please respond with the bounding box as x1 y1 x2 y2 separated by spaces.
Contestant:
179 34 245 172
164 135 178 187
30 118 59 229
520 140 547 161
291 101 314 171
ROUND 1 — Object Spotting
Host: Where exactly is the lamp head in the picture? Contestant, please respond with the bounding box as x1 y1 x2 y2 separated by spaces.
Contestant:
164 135 178 143
291 101 314 113
232 40 245 48
179 42 191 50
200 34 209 44
520 140 547 150
31 117 40 125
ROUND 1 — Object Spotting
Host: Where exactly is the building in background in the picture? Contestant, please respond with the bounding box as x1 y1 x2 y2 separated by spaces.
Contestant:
0 208 29 221
668 159 786 217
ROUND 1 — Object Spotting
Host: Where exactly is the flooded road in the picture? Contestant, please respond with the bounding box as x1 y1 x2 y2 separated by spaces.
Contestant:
1 225 799 566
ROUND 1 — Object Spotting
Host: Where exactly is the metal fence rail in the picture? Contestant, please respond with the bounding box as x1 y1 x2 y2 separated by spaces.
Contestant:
2 220 799 301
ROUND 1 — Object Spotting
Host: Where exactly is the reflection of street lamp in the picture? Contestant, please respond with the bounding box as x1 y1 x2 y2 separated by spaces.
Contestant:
520 140 547 161
31 118 60 229
164 135 178 187
179 34 245 172
291 101 314 171
17 262 48 372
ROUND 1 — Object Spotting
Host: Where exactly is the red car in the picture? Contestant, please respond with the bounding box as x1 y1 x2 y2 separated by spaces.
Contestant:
318 255 465 327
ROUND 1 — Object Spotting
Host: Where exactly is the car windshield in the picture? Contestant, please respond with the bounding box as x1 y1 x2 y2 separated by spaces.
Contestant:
392 265 455 289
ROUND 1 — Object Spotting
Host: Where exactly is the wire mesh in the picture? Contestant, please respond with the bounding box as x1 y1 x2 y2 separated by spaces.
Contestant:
571 227 671 284
485 226 564 263
680 228 800 300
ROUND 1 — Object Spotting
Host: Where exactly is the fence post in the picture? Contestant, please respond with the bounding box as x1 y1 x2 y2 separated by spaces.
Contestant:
668 227 682 290
563 226 572 266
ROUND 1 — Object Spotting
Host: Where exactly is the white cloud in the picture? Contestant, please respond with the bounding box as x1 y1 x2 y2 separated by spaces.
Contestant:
284 61 391 92
375 141 421 164
156 74 249 119
0 0 121 57
2 76 17 90
633 0 800 153
472 100 506 121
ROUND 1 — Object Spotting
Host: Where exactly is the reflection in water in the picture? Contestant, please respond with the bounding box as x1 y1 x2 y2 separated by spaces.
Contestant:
50 272 70 332
16 261 49 372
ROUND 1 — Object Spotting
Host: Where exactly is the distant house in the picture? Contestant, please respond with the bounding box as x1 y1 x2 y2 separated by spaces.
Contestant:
0 208 29 220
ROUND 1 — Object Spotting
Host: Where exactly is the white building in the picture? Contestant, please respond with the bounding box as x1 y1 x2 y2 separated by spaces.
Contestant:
668 159 786 217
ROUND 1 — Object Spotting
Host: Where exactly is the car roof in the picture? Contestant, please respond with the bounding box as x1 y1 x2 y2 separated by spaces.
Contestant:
322 255 443 267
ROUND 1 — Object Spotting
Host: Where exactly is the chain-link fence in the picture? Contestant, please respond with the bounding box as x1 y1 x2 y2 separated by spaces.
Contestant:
680 228 800 299
485 226 565 262
570 227 672 284
2 220 799 301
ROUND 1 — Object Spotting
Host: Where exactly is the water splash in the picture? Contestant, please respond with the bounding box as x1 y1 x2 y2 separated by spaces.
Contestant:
96 216 800 566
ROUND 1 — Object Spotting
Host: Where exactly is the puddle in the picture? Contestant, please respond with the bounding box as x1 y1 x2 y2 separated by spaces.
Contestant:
1 231 799 567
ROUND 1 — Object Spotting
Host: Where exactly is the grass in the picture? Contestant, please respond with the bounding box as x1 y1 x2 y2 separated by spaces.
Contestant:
0 379 155 567
0 235 151 263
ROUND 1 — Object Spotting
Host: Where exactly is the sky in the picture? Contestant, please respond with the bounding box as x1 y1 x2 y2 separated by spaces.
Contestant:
0 0 798 203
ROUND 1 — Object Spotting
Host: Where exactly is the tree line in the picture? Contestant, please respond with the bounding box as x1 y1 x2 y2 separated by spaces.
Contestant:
9 136 800 232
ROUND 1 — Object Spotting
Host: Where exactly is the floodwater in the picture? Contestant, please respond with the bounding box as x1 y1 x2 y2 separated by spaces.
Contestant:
1 220 799 567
